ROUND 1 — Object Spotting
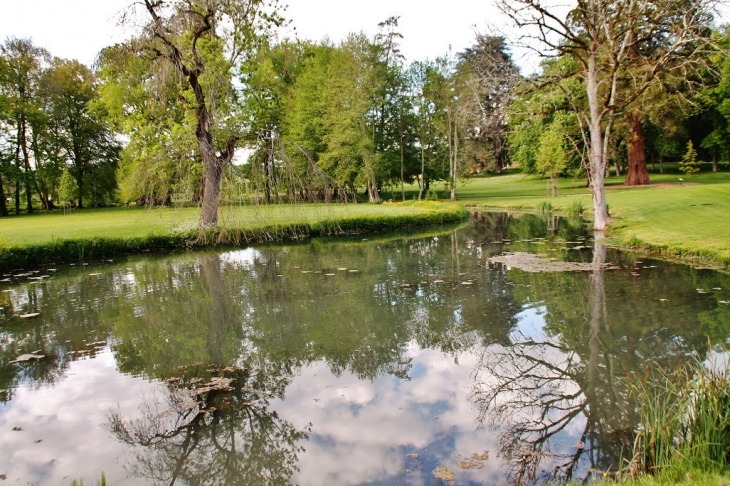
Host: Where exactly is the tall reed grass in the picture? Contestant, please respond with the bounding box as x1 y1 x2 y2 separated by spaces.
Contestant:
629 357 730 481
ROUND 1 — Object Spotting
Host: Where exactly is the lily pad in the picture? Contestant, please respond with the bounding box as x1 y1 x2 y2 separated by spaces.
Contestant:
471 451 489 461
433 466 456 481
10 354 45 363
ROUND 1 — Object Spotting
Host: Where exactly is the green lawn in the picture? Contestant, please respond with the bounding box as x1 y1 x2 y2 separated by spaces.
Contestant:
0 202 459 247
1 164 729 267
388 163 729 266
448 168 730 267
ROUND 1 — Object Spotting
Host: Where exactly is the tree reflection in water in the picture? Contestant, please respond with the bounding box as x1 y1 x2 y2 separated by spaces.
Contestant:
472 235 633 485
109 362 307 485
108 256 309 485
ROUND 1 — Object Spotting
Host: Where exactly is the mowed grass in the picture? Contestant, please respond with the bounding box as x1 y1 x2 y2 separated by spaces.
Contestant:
450 166 730 266
2 162 728 266
0 202 446 247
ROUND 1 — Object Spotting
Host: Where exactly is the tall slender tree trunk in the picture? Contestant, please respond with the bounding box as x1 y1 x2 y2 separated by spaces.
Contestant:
624 112 650 186
19 116 33 214
586 54 611 230
14 122 22 214
200 150 223 228
418 145 425 201
14 181 20 214
400 135 405 202
450 112 458 201
0 172 7 216
712 150 718 173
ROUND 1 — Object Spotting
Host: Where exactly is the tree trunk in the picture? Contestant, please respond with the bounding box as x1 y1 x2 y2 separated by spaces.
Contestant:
400 135 405 202
200 152 223 228
31 134 52 210
14 181 20 214
712 149 718 173
418 145 425 201
264 149 272 204
659 155 664 174
0 172 7 216
367 179 380 203
14 123 22 214
450 118 458 201
624 112 650 186
19 116 34 214
75 170 84 209
586 54 611 230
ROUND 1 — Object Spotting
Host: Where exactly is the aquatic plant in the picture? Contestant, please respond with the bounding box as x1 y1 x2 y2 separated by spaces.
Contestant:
629 357 730 481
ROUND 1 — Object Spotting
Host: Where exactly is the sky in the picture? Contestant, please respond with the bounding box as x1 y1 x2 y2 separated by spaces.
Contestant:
0 0 516 68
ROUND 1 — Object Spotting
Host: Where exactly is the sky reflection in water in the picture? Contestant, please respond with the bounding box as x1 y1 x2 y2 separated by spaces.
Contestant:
1 212 729 485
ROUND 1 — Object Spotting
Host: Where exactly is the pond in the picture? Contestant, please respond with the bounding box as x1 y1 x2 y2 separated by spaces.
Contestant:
1 212 729 485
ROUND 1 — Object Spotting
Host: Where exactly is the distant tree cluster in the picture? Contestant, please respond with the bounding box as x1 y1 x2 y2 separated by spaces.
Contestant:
2 0 728 230
501 0 724 228
0 38 120 215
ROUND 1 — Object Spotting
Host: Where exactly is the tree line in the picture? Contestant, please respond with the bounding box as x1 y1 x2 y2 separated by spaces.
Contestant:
1 0 728 229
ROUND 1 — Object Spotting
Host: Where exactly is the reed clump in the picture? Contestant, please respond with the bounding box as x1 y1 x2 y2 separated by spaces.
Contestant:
628 357 730 482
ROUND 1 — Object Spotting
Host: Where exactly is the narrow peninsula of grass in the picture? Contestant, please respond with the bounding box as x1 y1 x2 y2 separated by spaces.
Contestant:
0 201 467 271
459 169 730 268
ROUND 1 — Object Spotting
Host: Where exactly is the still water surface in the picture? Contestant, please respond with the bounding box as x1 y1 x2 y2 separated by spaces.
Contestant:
1 213 729 485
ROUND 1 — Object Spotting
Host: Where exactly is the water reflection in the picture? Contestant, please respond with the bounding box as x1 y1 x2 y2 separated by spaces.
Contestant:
0 213 729 484
109 363 306 485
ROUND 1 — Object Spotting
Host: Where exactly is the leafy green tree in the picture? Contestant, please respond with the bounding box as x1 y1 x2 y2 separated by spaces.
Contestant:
57 168 77 204
239 39 310 203
0 37 48 214
43 59 119 207
98 43 204 206
499 0 717 229
695 27 730 172
117 0 285 227
680 140 700 175
281 37 379 199
536 119 569 196
407 60 446 199
508 57 585 177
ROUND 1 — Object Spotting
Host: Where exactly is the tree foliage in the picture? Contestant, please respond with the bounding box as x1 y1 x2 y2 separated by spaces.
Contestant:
109 0 286 227
498 0 719 229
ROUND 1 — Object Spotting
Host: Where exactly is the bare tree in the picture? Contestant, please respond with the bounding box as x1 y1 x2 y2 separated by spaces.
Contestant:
498 0 719 229
472 238 633 484
458 35 521 174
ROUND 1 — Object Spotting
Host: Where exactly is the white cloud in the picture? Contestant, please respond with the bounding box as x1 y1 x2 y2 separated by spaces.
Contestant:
0 350 155 485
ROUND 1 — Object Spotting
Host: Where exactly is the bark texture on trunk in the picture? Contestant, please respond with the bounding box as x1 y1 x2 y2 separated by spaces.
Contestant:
0 172 7 216
624 112 650 186
200 149 224 228
586 54 611 230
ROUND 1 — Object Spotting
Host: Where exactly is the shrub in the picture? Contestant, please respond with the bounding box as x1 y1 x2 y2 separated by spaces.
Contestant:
680 141 700 176
536 200 553 213
567 200 585 218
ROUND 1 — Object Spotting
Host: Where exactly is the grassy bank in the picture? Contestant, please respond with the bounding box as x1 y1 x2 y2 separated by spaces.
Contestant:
457 169 730 268
0 201 467 271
